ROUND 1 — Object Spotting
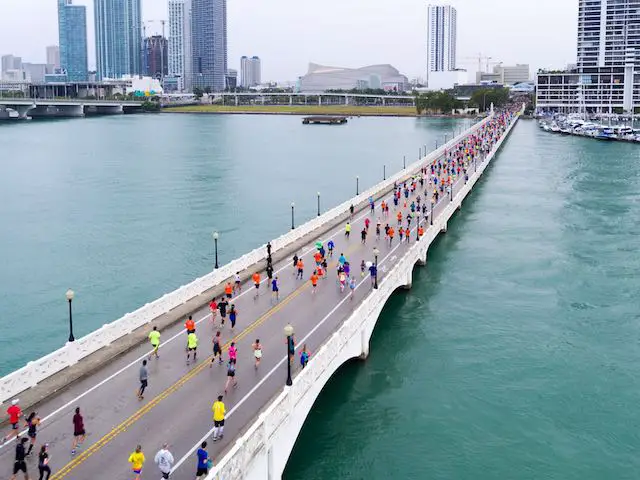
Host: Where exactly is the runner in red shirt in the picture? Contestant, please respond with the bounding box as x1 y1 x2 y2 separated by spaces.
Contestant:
3 399 22 444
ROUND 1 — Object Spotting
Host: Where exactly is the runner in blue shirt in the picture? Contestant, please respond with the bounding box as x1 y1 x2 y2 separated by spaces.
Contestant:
327 240 334 257
196 442 210 479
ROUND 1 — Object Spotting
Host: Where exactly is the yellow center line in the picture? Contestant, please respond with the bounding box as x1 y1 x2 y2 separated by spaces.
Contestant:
51 242 362 479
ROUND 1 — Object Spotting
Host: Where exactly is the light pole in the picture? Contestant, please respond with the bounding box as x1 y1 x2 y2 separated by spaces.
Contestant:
403 155 406 169
372 247 379 289
266 241 272 267
291 202 295 230
66 289 75 342
383 164 386 180
356 176 359 195
212 231 219 269
430 201 434 225
317 192 320 216
284 323 294 386
416 215 420 241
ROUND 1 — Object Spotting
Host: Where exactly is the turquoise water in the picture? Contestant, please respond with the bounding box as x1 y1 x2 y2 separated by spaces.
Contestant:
285 121 640 479
0 114 468 376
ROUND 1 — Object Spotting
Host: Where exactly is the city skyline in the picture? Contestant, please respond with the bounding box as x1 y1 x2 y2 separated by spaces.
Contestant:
0 0 577 82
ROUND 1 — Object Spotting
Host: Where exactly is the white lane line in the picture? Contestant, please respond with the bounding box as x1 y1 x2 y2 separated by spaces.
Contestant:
0 172 420 450
170 206 424 474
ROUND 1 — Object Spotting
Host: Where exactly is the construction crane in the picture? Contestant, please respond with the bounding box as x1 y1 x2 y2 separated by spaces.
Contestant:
460 53 495 73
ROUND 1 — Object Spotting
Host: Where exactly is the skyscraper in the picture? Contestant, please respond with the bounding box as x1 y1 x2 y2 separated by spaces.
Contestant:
191 0 227 91
240 56 261 87
57 0 88 81
46 46 61 71
427 5 457 73
577 0 640 69
94 0 143 79
143 36 169 78
168 0 192 91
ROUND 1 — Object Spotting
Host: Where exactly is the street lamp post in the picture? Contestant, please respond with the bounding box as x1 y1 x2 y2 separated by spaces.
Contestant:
266 241 272 267
416 215 420 241
404 155 406 169
291 202 295 230
212 231 219 269
317 192 320 216
66 289 75 342
383 164 386 180
284 323 294 386
372 247 379 289
430 201 434 225
356 176 359 195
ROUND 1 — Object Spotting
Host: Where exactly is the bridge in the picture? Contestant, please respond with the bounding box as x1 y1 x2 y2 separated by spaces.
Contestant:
0 106 521 479
0 98 143 119
216 92 416 107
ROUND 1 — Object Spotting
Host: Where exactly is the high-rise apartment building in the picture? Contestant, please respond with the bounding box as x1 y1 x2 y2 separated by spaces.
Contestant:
427 5 457 74
168 0 192 91
577 0 640 69
94 0 143 80
191 0 227 91
1 55 22 80
57 0 88 81
240 56 261 87
46 46 61 71
143 36 168 78
537 0 640 113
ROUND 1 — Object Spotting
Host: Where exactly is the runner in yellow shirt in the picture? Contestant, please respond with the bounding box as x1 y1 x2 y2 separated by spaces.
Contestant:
187 332 198 365
148 326 160 360
128 445 145 480
212 395 225 442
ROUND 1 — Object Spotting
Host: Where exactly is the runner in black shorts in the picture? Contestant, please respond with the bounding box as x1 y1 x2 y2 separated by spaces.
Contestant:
11 437 28 480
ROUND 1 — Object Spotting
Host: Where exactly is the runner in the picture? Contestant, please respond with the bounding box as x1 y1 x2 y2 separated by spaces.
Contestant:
224 282 233 299
349 276 357 299
376 222 381 240
360 260 366 277
218 297 228 327
224 360 237 393
399 226 404 242
361 227 367 244
148 326 160 360
344 261 351 277
296 258 304 280
369 262 378 287
349 204 355 217
388 226 395 246
397 210 402 225
292 254 299 274
316 264 325 279
364 217 370 230
229 305 237 331
3 399 22 445
345 222 351 238
339 271 347 293
211 331 223 366
38 444 51 480
186 331 198 365
185 315 196 350
24 411 39 456
327 240 334 257
234 272 242 293
212 396 225 442
128 445 145 480
300 345 310 369
252 339 263 369
209 297 218 325
314 250 322 267
252 272 261 299
271 276 279 302
266 263 274 281
310 271 319 294
338 253 346 267
10 437 28 480
137 360 148 400
228 342 238 364
71 407 85 455
154 443 174 480
196 442 211 479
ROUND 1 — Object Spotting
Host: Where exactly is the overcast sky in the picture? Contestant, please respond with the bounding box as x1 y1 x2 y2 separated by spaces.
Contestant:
0 0 577 82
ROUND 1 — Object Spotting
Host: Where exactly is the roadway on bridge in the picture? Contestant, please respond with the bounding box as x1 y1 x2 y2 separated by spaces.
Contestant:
0 146 468 480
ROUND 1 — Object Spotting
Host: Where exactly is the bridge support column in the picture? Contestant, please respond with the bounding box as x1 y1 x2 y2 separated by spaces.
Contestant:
360 329 369 359
289 95 292 105
402 269 412 290
440 222 447 234
16 104 35 118
318 96 322 106
235 95 238 106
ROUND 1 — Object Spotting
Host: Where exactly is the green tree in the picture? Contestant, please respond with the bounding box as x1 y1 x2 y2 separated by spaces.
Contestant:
193 87 203 99
204 86 212 94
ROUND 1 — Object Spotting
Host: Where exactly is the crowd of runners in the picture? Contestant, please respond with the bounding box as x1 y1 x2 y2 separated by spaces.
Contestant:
2 109 517 480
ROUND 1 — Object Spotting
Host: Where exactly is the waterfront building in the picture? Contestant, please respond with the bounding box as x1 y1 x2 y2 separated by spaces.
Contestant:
225 69 237 90
143 36 168 79
1 55 23 81
298 63 409 92
191 0 227 92
537 0 640 114
427 4 457 88
168 0 192 91
57 0 88 81
94 0 143 80
22 63 48 83
46 46 61 72
477 64 530 86
240 56 261 88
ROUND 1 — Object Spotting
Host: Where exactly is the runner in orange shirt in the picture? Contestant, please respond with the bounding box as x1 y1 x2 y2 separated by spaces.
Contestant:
252 272 261 299
296 259 304 280
224 282 233 299
396 210 402 225
388 226 395 246
310 271 319 294
314 251 322 266
209 298 218 325
418 226 424 238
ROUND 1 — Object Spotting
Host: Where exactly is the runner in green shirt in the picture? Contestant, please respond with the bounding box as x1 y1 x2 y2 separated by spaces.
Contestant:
186 332 198 365
148 326 161 360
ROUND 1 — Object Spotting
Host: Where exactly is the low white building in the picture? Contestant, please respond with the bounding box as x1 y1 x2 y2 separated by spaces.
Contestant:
298 63 409 93
427 70 467 90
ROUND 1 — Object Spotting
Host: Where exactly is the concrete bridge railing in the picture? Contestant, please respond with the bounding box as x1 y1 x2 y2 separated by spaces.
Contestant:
0 113 494 404
203 109 522 480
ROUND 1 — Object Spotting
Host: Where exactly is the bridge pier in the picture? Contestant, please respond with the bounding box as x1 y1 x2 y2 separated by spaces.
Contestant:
440 222 448 233
15 104 35 119
360 329 369 359
29 104 84 118
401 269 413 289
